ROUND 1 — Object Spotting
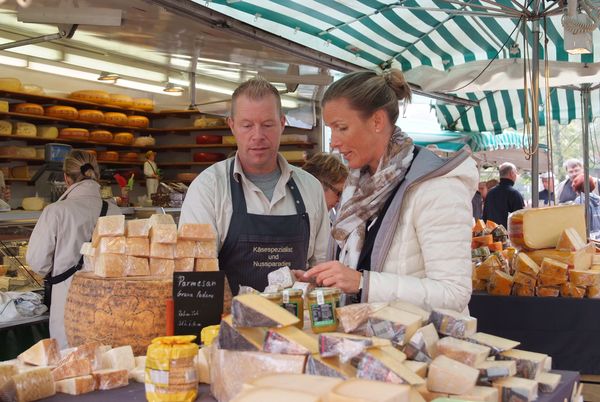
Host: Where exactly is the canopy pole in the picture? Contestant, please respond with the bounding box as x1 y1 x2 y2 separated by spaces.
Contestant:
582 83 592 238
531 18 540 208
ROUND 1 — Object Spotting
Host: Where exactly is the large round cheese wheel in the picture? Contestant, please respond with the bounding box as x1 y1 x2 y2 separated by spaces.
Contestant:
89 130 113 143
104 112 129 126
37 126 58 139
196 135 222 144
194 117 225 128
132 98 154 111
0 77 22 92
0 120 11 135
132 136 155 146
13 103 44 115
108 93 134 108
46 105 79 120
64 272 172 355
78 109 105 123
59 128 89 140
193 152 225 162
127 115 149 128
113 132 134 145
119 152 139 162
21 84 45 95
22 197 45 211
0 146 36 158
98 151 119 161
69 90 110 104
13 122 37 137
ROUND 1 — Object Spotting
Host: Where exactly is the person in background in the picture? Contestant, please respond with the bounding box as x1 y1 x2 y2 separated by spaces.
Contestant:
482 162 524 228
179 77 330 295
472 182 487 220
144 150 159 199
556 159 600 203
26 150 121 348
302 152 349 211
301 69 478 312
539 172 555 206
572 174 600 237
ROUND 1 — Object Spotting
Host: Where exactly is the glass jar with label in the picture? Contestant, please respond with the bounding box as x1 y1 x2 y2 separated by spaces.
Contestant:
281 288 304 329
260 291 283 306
308 287 339 333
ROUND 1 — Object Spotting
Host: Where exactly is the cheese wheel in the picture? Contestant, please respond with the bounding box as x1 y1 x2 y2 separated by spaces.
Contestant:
0 77 22 92
37 125 59 139
13 102 44 115
113 132 134 145
0 146 36 158
126 115 149 128
10 165 30 179
196 135 222 144
0 100 8 112
22 197 45 211
21 84 45 95
46 105 79 120
98 151 119 161
119 152 139 162
132 98 154 111
59 128 89 140
132 136 155 146
193 152 225 162
108 94 133 108
89 130 113 143
36 148 45 159
0 120 12 135
78 109 105 123
69 90 110 104
13 122 37 137
194 117 225 128
104 112 129 126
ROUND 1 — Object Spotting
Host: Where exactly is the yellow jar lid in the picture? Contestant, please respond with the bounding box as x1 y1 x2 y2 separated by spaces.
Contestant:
261 291 282 300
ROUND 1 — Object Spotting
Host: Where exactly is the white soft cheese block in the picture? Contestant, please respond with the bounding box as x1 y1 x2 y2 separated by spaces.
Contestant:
55 375 95 395
100 346 135 372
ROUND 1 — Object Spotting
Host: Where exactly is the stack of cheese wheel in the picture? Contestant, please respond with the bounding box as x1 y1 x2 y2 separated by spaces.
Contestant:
113 132 134 145
126 115 149 128
12 102 44 115
69 89 110 104
104 112 129 126
59 128 89 141
46 105 79 120
78 109 105 123
98 151 119 162
119 152 139 162
108 94 133 109
89 130 113 143
132 98 154 111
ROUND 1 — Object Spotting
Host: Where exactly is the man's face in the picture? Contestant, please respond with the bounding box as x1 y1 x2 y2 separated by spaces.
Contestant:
228 94 285 175
478 183 488 199
567 164 583 181
542 178 555 192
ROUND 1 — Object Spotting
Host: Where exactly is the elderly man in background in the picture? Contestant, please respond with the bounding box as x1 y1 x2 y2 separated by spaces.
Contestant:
556 159 599 203
483 162 525 228
539 172 555 206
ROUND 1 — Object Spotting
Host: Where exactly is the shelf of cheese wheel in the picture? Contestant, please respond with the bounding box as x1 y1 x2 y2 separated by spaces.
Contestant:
64 214 220 355
473 204 599 298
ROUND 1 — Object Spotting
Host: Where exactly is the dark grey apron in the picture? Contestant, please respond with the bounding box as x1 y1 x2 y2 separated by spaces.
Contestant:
218 160 310 295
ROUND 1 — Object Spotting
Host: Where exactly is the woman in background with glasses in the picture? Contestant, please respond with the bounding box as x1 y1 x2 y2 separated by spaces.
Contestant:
302 152 348 212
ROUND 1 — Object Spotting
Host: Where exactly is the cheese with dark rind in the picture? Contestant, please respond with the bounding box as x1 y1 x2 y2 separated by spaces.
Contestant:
403 360 428 378
231 293 300 328
498 349 547 379
305 354 356 379
59 128 89 140
476 360 517 383
536 371 561 393
525 245 594 271
569 269 600 286
493 376 538 402
317 333 382 359
468 332 520 355
430 308 477 338
324 378 411 402
436 337 490 367
127 115 149 128
263 326 318 355
426 355 478 395
218 315 266 351
368 306 422 345
0 364 17 387
356 347 423 386
402 323 439 363
513 271 537 287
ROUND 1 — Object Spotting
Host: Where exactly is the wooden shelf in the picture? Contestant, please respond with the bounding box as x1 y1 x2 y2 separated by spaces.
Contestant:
4 178 32 184
97 160 144 166
0 134 153 150
152 141 316 151
146 126 229 134
0 156 44 164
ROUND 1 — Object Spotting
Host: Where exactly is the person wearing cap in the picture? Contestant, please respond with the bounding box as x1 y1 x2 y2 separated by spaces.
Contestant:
144 150 159 198
27 150 121 348
179 77 330 295
572 174 600 237
539 172 555 206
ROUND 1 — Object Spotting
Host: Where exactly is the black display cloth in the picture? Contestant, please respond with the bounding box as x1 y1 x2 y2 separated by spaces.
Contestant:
0 315 49 361
469 292 600 374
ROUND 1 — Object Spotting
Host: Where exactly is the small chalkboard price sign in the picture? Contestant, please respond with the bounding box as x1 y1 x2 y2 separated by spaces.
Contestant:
172 271 225 340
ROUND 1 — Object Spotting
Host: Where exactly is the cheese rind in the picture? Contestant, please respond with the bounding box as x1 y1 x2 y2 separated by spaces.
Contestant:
536 371 561 393
493 376 538 402
436 337 490 367
52 358 92 381
476 360 517 382
498 349 547 379
231 294 300 328
305 354 356 379
92 368 128 390
218 315 266 351
556 227 587 251
150 224 178 244
426 355 479 395
403 323 439 363
468 333 520 355
456 386 499 402
264 326 318 355
430 308 477 338
356 348 423 386
369 306 422 345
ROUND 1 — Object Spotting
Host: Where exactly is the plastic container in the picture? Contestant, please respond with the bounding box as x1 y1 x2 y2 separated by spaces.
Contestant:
308 288 339 334
282 288 304 329
260 291 283 305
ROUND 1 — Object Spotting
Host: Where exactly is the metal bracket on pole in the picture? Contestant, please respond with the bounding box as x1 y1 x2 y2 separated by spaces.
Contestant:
582 83 592 239
0 24 77 50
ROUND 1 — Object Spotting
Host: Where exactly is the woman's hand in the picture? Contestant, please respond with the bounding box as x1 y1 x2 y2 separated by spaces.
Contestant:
302 261 361 293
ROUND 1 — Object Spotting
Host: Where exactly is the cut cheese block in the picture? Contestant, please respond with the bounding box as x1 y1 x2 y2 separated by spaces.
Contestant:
0 77 22 91
556 227 587 251
104 112 129 126
455 386 499 402
477 360 517 382
536 286 560 297
305 354 356 379
125 256 150 276
324 378 411 402
127 115 149 128
508 205 586 250
108 94 133 108
231 293 300 328
569 269 600 286
0 120 11 135
149 258 175 276
247 373 342 396
560 282 586 298
92 368 128 390
231 387 319 402
132 98 154 111
150 223 177 244
468 333 519 355
126 219 150 238
195 258 219 272
263 326 318 355
37 125 58 139
46 105 78 119
0 367 56 401
175 258 195 272
498 349 547 379
55 374 96 395
0 364 17 387
368 306 422 345
175 240 197 258
78 109 105 123
97 236 126 254
196 241 218 258
94 254 126 277
473 235 493 247
513 271 537 287
403 323 439 363
318 333 387 359
540 258 569 277
430 308 477 338
13 122 37 137
58 342 102 368
436 337 490 367
268 266 294 289
487 270 513 296
126 238 149 257
516 251 542 274
493 376 538 402
588 285 600 298
525 244 594 271
356 347 423 386
389 301 431 322
52 358 92 381
89 130 113 143
538 274 567 286
149 214 175 227
150 242 175 259
513 283 535 297
536 371 561 393
403 360 428 378
69 90 110 104
17 338 60 366
218 315 266 351
100 345 135 371
474 255 503 280
426 355 478 394
335 303 372 334
95 215 125 237
13 102 44 115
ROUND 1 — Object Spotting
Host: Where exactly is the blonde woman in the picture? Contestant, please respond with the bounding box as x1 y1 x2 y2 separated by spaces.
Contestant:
302 152 349 211
27 150 121 348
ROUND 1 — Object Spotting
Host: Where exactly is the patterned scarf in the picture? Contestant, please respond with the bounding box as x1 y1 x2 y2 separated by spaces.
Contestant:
332 127 414 268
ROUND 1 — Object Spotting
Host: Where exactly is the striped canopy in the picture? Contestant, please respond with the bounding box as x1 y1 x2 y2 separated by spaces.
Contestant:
200 0 600 133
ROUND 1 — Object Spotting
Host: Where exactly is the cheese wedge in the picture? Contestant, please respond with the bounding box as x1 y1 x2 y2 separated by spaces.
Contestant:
476 360 517 382
487 270 514 296
430 309 477 338
263 326 318 355
515 252 541 277
231 293 300 328
356 348 423 386
426 355 478 395
436 337 490 367
231 387 319 402
92 368 128 390
52 358 92 381
468 333 520 355
498 349 547 379
493 376 538 401
18 338 60 366
403 323 439 363
536 371 561 393
324 378 411 402
218 315 266 351
55 375 95 395
368 306 422 345
556 227 587 251
403 360 428 378
100 346 135 371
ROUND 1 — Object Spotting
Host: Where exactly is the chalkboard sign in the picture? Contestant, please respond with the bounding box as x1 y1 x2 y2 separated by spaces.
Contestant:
172 271 225 341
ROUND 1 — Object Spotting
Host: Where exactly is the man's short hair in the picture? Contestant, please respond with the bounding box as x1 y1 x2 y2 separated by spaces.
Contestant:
302 153 348 188
563 158 583 170
499 162 517 178
230 76 282 118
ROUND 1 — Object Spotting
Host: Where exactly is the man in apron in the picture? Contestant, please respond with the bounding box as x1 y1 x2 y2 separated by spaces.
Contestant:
179 77 330 294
